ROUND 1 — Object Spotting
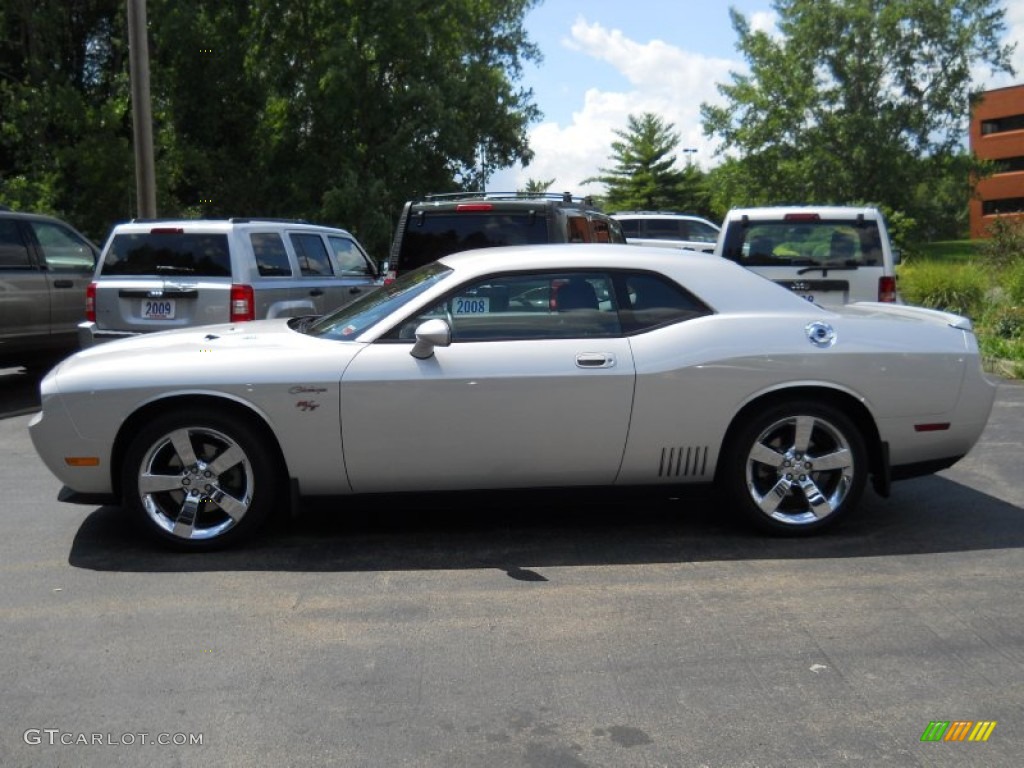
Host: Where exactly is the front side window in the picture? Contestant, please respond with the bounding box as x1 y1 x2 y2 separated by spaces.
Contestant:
290 233 334 276
251 232 293 277
386 271 622 342
682 220 720 243
29 221 95 270
328 236 374 276
720 220 883 267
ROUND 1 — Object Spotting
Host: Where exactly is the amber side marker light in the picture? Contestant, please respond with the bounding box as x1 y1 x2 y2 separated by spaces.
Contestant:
64 457 100 467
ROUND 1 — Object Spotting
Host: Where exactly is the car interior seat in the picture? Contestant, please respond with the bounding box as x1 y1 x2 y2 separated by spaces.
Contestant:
555 278 599 311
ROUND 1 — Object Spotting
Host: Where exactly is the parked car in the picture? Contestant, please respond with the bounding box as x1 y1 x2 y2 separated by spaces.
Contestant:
387 192 626 278
79 218 379 347
0 209 98 367
612 211 720 252
31 244 996 550
715 206 900 306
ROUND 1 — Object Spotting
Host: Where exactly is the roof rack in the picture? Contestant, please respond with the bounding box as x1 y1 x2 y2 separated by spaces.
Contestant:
129 217 313 225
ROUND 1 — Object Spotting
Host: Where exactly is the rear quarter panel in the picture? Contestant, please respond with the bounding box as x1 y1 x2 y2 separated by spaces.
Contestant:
616 312 970 485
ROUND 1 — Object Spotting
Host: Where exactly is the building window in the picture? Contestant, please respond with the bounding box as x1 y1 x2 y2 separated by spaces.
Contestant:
993 156 1024 174
982 197 1024 216
981 113 1024 135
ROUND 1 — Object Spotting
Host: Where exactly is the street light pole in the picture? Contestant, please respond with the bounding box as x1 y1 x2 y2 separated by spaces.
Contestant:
127 0 157 218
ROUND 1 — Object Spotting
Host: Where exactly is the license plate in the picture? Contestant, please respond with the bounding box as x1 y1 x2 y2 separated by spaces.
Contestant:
453 296 490 315
143 299 176 320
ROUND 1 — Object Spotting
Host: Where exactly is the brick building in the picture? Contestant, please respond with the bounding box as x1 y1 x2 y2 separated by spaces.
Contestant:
970 84 1024 238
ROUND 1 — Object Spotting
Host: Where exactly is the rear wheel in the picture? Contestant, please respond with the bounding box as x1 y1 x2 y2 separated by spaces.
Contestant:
121 408 277 550
722 401 866 534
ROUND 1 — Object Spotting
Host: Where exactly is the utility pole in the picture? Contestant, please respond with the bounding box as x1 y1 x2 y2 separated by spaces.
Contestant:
127 0 157 218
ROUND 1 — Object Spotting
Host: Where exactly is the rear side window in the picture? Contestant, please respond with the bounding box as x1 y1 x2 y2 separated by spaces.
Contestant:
102 233 231 276
250 233 293 277
720 220 883 267
398 212 548 271
0 220 32 267
616 273 712 333
290 233 334 276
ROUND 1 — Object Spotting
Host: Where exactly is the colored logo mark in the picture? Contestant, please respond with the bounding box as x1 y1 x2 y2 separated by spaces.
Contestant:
920 721 997 742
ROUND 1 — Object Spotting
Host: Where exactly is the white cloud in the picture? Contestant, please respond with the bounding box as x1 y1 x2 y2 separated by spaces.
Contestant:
491 4 1022 195
492 17 738 195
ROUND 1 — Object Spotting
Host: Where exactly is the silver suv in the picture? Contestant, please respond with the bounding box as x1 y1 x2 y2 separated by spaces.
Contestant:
80 218 380 346
0 209 98 367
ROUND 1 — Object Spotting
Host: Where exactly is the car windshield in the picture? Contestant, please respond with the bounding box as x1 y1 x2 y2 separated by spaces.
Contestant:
303 261 453 340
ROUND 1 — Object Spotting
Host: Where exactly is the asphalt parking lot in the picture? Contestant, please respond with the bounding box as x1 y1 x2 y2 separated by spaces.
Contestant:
2 367 1022 767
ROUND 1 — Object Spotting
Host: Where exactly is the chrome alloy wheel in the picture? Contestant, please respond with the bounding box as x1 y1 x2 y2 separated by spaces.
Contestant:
744 414 855 526
137 426 254 541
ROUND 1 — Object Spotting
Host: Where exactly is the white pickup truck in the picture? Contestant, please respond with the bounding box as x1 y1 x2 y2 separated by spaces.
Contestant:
714 206 900 306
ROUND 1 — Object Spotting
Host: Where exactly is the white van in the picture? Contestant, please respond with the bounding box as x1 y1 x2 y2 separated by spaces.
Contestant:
714 206 900 306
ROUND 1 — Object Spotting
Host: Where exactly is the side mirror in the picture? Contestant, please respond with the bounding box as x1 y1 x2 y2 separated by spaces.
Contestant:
410 318 451 359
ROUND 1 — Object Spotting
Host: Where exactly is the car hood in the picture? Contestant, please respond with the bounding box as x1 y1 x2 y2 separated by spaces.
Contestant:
50 319 363 393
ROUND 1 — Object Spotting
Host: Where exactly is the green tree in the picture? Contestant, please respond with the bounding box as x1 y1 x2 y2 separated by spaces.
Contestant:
0 1 134 240
241 0 541 255
587 113 708 213
1 0 541 254
519 178 555 194
701 0 1015 231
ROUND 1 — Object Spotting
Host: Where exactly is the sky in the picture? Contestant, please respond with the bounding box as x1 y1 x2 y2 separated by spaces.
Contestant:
487 0 1024 195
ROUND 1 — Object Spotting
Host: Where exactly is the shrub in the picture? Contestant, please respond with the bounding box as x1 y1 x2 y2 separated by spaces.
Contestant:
979 217 1024 269
897 261 987 318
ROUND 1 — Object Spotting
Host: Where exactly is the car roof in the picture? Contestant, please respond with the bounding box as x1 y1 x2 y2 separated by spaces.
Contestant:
436 243 818 315
725 206 881 220
611 211 716 221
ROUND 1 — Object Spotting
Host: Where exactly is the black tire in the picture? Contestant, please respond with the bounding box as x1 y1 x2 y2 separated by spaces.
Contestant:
721 400 867 535
121 407 278 550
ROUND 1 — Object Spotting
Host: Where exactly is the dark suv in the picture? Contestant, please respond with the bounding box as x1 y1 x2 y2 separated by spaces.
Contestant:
0 209 98 367
387 192 626 277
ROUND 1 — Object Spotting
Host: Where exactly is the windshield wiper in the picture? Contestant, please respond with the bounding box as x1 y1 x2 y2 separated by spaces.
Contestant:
797 260 860 275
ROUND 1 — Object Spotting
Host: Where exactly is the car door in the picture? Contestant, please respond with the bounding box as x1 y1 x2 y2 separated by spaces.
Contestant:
288 231 336 314
326 234 378 310
24 219 97 335
339 270 636 493
0 218 50 344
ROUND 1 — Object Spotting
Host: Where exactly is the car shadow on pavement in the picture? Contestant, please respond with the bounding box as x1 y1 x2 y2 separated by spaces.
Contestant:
68 474 1024 573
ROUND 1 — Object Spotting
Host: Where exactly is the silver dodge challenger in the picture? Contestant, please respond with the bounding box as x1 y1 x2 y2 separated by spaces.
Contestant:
29 245 997 549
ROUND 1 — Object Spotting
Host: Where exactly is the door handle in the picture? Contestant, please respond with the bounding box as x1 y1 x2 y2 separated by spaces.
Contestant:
309 289 324 297
575 352 616 369
54 279 74 288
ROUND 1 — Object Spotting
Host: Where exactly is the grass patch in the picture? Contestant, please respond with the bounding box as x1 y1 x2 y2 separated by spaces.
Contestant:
908 240 982 264
901 238 1023 378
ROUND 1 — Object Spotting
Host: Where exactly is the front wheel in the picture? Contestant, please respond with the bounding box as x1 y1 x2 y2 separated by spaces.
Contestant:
121 408 277 550
722 401 867 535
